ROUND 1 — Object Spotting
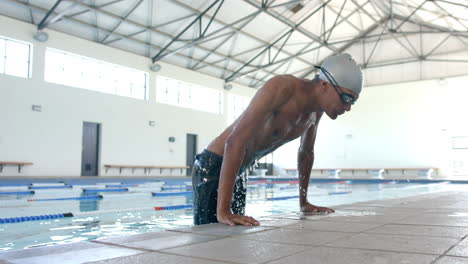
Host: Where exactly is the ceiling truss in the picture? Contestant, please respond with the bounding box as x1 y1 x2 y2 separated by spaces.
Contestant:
1 0 467 88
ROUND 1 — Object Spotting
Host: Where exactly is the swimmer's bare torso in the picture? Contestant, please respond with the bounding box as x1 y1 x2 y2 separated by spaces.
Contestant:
207 77 321 167
207 74 353 225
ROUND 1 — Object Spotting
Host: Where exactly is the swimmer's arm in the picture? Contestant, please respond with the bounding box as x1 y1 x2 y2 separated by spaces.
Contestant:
297 113 334 213
217 76 293 226
297 113 321 206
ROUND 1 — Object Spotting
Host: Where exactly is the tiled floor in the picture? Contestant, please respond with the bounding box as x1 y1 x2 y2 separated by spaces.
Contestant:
1 190 468 264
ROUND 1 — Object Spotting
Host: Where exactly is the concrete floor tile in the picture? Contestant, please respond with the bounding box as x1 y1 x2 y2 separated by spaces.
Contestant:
365 224 468 238
285 220 382 233
427 209 468 214
336 205 426 214
323 213 408 224
162 237 308 264
168 223 272 237
446 238 468 257
395 215 468 227
5 244 144 264
95 230 221 251
280 214 331 221
435 256 468 264
257 218 302 227
236 228 353 246
326 233 460 254
0 242 105 260
265 246 437 264
85 252 230 264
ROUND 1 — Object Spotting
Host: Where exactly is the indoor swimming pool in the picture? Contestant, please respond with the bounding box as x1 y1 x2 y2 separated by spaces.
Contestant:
0 178 466 250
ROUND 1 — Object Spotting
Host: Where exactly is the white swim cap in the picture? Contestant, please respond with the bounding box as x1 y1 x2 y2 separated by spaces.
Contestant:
318 53 363 96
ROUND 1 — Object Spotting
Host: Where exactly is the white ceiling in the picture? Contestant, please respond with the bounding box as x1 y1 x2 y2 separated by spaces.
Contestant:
1 0 467 88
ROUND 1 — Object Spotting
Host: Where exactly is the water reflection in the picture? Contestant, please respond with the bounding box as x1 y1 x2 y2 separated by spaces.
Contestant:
79 192 99 212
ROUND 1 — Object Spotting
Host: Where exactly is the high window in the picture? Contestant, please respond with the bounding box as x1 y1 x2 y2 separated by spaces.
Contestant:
156 76 223 114
227 94 251 124
0 36 32 78
45 48 147 100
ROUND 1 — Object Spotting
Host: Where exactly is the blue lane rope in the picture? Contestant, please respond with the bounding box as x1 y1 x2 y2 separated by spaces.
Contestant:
0 213 73 224
154 204 193 210
105 184 139 188
0 184 31 187
29 186 72 190
0 204 192 224
328 191 352 195
279 186 297 190
27 195 103 202
152 191 193 196
0 191 35 195
266 195 299 201
82 188 128 193
161 187 192 190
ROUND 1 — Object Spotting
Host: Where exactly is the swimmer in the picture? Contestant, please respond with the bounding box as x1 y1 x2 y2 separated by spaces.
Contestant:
192 53 363 226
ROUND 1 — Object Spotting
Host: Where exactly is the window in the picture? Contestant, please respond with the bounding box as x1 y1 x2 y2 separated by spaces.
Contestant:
227 94 252 124
45 48 148 100
0 36 32 78
453 137 468 149
156 76 223 114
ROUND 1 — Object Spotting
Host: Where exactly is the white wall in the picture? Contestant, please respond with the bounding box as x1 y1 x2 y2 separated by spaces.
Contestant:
274 75 468 178
0 16 255 176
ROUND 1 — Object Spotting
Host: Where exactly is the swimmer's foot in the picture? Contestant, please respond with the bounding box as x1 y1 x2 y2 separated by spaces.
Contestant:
301 203 335 214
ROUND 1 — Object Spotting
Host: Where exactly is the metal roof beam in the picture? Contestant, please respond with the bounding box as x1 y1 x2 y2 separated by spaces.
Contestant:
171 0 317 72
225 0 332 82
222 0 376 83
67 0 125 18
100 0 144 43
104 14 197 45
434 0 468 9
37 0 63 30
299 16 390 78
152 0 225 62
392 14 468 40
7 0 267 85
63 0 276 78
393 0 427 31
152 10 261 63
325 0 351 42
242 0 338 53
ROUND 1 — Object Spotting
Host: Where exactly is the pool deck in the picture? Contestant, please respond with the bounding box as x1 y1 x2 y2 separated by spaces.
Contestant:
1 190 468 264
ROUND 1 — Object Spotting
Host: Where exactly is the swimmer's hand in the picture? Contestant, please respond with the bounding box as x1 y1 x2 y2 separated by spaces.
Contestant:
301 202 335 213
217 211 260 226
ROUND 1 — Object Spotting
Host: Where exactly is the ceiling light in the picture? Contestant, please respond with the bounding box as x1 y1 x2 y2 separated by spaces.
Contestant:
150 63 161 72
33 31 49 42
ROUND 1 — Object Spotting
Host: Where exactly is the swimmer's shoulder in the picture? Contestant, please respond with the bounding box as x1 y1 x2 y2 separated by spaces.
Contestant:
263 75 303 93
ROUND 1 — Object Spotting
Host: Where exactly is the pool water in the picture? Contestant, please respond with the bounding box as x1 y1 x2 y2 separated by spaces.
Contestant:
0 178 465 250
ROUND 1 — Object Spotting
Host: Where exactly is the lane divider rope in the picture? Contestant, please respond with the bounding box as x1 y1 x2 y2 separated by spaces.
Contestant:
0 204 193 224
27 195 103 202
82 188 128 193
29 186 73 190
0 191 35 195
152 191 193 196
266 195 299 201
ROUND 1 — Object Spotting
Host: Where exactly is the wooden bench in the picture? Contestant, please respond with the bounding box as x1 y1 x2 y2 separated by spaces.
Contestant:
0 161 33 173
286 168 341 178
287 167 437 179
386 168 438 178
104 164 190 175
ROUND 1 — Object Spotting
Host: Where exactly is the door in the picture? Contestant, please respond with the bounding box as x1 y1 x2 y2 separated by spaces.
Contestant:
81 122 100 176
186 134 198 176
452 137 468 176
